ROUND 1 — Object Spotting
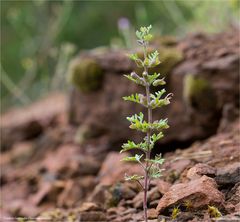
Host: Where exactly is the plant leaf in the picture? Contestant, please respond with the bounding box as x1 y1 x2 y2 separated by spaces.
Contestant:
125 174 144 181
121 154 143 163
121 140 148 153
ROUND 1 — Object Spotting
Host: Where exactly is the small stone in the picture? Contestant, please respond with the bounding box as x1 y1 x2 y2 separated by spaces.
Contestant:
156 180 171 194
78 202 101 212
156 176 224 213
187 163 216 180
107 206 125 215
78 211 107 221
132 187 161 209
148 208 158 219
216 162 240 185
98 152 142 186
87 184 111 207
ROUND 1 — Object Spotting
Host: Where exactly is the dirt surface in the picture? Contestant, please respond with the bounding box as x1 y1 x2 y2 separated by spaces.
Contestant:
0 29 239 222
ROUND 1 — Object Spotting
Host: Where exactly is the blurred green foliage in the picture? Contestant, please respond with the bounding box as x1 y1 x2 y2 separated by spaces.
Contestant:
1 0 239 112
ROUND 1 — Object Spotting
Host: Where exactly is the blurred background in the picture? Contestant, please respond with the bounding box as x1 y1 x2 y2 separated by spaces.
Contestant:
1 0 239 112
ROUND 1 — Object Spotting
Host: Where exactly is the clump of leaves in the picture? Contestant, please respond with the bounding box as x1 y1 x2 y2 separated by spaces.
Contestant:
120 25 172 222
208 205 222 218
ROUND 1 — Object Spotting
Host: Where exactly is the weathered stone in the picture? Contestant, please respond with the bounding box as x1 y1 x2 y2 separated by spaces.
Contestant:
147 208 158 219
87 184 111 207
187 163 216 180
78 211 107 221
78 202 102 212
150 180 171 195
156 176 224 213
226 182 240 212
1 93 66 150
216 162 240 186
41 144 101 177
69 30 239 150
97 152 142 186
132 187 161 209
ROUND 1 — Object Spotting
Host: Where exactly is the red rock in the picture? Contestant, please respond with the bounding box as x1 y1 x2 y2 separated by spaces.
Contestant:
155 180 171 194
79 211 107 221
132 187 161 209
187 163 216 180
87 184 111 206
78 202 102 212
147 208 158 219
216 162 240 185
98 152 142 186
41 144 100 176
156 176 224 213
1 93 66 149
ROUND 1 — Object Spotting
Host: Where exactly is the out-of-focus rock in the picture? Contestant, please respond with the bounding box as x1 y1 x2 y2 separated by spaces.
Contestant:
215 162 240 186
225 182 240 213
97 152 142 186
187 163 216 180
132 187 161 209
87 183 111 207
1 93 66 150
41 144 101 177
147 208 158 219
156 176 224 213
78 211 107 221
78 202 102 212
67 58 104 93
68 30 239 149
155 180 171 194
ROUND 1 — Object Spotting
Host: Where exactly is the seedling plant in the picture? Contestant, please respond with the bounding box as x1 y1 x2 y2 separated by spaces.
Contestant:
120 25 172 222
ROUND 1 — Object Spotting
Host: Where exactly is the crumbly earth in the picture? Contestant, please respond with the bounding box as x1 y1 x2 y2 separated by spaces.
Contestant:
0 30 239 222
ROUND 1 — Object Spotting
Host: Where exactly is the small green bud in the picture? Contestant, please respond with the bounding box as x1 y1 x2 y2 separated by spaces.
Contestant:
153 78 166 86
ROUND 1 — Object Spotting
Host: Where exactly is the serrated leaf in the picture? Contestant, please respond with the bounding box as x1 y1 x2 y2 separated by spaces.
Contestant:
126 113 169 133
121 154 143 163
148 166 163 179
151 132 164 144
124 73 145 86
150 93 173 109
150 89 166 100
121 140 148 153
151 119 169 131
147 73 161 85
123 93 141 104
127 53 144 67
146 154 165 165
128 53 139 61
146 50 160 68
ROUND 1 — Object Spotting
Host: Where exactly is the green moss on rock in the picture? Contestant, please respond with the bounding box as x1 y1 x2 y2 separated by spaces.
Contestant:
152 35 178 47
158 47 183 76
183 74 217 112
67 58 104 92
183 74 210 102
135 46 183 76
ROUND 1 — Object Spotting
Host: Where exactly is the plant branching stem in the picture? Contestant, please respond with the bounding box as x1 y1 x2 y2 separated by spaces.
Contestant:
142 41 152 222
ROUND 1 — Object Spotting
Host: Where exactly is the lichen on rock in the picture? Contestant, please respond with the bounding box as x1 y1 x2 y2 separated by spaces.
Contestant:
67 57 104 92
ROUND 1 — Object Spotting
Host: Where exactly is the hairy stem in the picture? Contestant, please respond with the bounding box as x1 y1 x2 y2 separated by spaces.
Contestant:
142 41 152 222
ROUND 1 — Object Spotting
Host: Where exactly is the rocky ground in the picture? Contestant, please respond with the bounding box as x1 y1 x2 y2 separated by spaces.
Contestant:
1 29 239 222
